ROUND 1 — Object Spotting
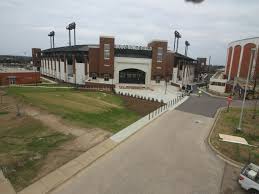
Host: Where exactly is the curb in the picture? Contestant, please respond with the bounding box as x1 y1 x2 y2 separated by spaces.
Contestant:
207 107 244 169
46 139 117 194
198 88 227 99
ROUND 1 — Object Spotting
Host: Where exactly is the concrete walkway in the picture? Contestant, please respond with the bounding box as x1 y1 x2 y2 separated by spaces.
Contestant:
51 109 224 194
115 85 181 103
18 139 117 194
0 171 16 194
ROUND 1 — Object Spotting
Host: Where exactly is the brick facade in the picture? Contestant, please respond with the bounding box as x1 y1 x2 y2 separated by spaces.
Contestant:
99 37 115 78
0 72 40 86
226 38 259 81
32 48 41 68
88 47 100 76
225 47 232 76
148 41 168 80
230 45 241 80
239 43 256 79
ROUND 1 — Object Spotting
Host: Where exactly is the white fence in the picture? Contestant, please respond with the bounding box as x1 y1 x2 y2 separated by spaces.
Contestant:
110 93 188 143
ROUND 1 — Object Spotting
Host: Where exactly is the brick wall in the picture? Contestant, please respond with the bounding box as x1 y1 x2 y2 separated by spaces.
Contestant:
230 45 241 80
99 37 115 78
0 72 40 85
148 41 168 80
88 47 100 76
32 48 41 67
226 47 233 76
239 43 256 79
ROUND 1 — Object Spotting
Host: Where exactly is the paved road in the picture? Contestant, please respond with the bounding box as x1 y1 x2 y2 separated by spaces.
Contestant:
177 94 226 117
52 108 224 194
52 93 252 194
177 92 254 118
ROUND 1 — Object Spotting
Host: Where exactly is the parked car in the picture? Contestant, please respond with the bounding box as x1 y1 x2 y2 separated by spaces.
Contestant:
239 163 259 194
186 84 193 93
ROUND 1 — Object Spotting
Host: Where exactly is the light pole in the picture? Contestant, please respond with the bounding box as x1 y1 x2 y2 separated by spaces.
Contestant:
66 22 76 46
185 41 190 56
174 31 181 52
252 47 258 119
236 48 256 131
48 31 55 48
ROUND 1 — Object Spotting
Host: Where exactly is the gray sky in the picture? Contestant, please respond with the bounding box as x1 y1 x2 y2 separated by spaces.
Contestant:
0 0 258 65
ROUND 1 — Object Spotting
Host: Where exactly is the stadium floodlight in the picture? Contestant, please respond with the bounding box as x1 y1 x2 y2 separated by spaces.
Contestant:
48 31 55 48
185 41 190 56
185 0 205 3
66 22 76 46
174 30 181 52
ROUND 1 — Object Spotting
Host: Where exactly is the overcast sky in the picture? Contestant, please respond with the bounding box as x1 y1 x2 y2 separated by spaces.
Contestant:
0 0 259 65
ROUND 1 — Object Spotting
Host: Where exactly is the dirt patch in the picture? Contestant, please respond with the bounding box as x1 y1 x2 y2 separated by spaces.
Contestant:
31 128 110 182
0 89 111 191
121 95 163 116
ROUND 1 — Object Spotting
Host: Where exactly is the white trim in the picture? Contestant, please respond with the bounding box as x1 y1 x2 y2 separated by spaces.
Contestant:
228 46 235 81
237 45 244 78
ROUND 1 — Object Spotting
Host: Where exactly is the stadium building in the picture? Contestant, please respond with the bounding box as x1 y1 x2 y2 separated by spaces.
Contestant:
225 37 259 81
33 36 197 88
209 37 259 94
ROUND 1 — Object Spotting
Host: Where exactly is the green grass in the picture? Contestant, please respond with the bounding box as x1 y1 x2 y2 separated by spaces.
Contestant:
211 107 259 164
6 87 140 133
0 115 73 191
0 111 8 115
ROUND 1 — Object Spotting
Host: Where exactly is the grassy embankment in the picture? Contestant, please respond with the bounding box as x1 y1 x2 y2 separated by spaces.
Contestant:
6 87 141 133
211 107 259 164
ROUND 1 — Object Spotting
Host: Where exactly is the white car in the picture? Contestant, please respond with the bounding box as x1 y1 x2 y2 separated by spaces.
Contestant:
239 163 259 194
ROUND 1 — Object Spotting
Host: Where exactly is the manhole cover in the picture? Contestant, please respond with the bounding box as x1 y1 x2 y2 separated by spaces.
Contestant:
195 120 202 124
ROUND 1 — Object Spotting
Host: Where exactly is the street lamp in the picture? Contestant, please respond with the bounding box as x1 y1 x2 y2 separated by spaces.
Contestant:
236 48 256 131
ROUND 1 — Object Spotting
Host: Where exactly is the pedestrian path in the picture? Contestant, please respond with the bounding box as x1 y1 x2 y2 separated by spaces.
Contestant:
115 85 181 103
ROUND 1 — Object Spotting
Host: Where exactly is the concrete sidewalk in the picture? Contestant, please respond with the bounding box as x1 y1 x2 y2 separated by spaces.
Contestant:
0 171 16 194
18 139 117 194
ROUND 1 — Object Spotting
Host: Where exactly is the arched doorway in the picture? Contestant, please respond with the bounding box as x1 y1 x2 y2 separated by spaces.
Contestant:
119 69 146 84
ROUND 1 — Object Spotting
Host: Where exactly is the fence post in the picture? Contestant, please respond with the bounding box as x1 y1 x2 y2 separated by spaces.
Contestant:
149 113 150 120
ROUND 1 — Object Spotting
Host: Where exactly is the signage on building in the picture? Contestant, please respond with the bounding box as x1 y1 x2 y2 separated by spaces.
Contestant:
115 45 151 51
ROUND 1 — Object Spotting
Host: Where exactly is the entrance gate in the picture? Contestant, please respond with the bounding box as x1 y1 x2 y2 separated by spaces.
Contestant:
119 69 145 84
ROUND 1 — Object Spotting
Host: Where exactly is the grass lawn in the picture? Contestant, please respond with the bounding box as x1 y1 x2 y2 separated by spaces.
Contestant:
6 87 141 133
0 113 73 191
211 107 259 164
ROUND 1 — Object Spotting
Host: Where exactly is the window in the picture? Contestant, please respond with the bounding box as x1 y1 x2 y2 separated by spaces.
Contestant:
104 74 110 81
157 47 163 62
76 54 84 63
9 77 16 85
155 76 161 83
104 44 110 60
92 73 97 80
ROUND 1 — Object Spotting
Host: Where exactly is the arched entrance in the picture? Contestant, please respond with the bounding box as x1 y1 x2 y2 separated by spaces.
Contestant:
119 69 146 84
